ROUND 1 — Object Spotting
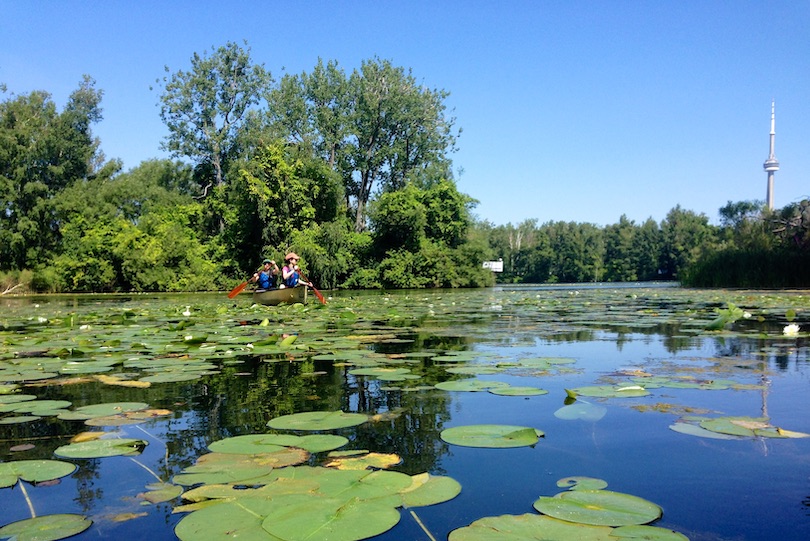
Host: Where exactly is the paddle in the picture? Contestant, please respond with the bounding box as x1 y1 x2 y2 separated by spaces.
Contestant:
297 270 326 305
227 266 262 299
227 280 249 299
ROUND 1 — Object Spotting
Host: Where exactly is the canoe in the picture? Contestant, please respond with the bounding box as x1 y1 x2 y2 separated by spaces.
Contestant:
252 287 308 306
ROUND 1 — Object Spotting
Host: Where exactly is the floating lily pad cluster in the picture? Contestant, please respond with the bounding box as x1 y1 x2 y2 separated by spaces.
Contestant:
449 477 689 540
670 415 810 439
172 410 462 541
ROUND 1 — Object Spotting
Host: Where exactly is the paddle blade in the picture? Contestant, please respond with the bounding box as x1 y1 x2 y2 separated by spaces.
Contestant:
311 286 326 305
227 281 248 299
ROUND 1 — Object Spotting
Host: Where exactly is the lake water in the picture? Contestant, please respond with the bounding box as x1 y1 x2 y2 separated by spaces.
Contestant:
1 284 809 540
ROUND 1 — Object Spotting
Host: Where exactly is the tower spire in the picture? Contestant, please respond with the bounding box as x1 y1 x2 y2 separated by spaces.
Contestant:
763 100 779 210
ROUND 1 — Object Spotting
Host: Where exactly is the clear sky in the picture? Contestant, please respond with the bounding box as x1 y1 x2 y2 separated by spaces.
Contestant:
2 1 808 226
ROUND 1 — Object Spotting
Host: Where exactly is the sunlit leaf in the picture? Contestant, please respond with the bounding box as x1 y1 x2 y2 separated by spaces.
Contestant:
267 411 368 431
324 452 401 470
441 425 543 448
449 513 614 541
54 438 147 458
610 524 690 540
533 489 662 526
0 459 76 488
0 514 92 541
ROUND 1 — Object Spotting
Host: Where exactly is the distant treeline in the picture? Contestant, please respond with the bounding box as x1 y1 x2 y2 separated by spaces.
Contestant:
1 42 807 293
479 199 810 287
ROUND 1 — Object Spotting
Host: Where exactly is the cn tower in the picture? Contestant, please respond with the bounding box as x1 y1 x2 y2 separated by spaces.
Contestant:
763 100 779 210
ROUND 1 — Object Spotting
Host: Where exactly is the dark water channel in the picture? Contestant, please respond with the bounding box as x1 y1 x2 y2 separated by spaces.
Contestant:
1 284 809 540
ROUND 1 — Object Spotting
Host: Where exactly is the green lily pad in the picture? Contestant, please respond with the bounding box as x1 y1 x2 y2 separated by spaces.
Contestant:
448 513 613 541
209 433 348 454
533 489 662 526
610 524 690 540
400 473 462 508
175 497 277 541
0 459 77 488
669 422 740 440
556 477 609 491
54 438 148 459
139 482 184 504
441 424 543 448
435 380 510 392
267 411 368 431
173 450 309 486
488 386 548 396
67 402 150 419
0 514 92 541
565 386 650 398
0 415 41 424
262 495 401 541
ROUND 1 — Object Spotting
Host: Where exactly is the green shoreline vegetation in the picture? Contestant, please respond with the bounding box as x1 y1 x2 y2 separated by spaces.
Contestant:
2 43 808 295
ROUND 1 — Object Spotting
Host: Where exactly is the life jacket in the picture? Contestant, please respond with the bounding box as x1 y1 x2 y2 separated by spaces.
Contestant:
283 266 299 288
257 270 275 290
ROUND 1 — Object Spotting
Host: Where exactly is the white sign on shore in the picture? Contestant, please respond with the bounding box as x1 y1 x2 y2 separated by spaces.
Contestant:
482 259 503 272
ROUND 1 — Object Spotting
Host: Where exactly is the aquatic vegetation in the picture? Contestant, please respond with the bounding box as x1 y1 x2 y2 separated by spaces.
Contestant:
1 286 809 540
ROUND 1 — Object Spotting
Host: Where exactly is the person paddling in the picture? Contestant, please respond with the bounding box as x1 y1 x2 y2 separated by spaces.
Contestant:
250 258 280 291
280 253 312 289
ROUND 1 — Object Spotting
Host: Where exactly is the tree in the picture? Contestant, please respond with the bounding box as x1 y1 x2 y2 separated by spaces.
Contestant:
659 205 716 279
634 218 662 280
156 41 272 195
229 141 343 269
0 77 106 270
348 58 457 232
604 215 637 281
370 184 427 253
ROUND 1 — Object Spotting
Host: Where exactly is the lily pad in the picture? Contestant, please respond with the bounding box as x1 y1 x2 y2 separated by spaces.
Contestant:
54 438 148 459
533 489 662 526
448 513 613 541
610 524 690 540
400 473 462 508
267 411 368 431
565 386 650 398
0 514 92 541
435 380 510 392
556 477 609 491
441 424 543 448
0 459 77 488
173 450 309 486
324 452 401 470
209 433 348 454
488 386 548 396
261 495 401 541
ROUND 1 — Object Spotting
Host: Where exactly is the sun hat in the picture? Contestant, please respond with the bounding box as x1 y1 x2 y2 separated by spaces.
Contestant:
285 252 299 261
262 258 272 264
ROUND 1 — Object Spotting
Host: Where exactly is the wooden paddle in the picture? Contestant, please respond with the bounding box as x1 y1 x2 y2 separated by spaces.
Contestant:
227 266 263 299
297 270 326 305
227 280 249 299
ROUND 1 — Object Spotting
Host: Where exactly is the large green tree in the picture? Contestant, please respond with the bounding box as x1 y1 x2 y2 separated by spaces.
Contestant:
156 41 272 194
348 58 457 231
0 76 106 270
659 205 716 279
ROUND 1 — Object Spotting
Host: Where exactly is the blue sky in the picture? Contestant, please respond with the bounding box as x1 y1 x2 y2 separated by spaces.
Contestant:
2 1 808 226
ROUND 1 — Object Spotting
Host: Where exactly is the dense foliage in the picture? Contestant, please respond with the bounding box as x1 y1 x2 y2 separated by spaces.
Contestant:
1 42 806 293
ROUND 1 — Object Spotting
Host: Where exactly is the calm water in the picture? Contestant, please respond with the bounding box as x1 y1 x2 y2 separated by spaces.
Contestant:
1 285 809 540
